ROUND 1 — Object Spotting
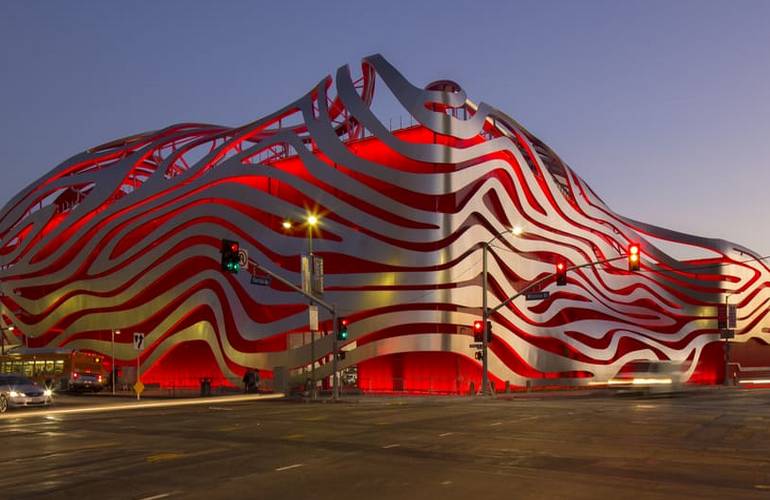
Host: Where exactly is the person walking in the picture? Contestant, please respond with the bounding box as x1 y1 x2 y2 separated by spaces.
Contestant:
242 369 257 393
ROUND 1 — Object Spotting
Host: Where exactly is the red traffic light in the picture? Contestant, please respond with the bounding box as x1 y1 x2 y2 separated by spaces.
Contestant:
230 242 239 253
341 318 349 327
627 243 641 271
473 320 484 333
556 261 567 286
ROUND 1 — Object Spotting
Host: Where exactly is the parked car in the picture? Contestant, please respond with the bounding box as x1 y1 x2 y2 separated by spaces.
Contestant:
0 374 53 413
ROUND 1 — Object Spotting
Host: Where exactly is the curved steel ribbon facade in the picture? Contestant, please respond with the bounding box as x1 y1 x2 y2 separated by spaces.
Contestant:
1 54 768 390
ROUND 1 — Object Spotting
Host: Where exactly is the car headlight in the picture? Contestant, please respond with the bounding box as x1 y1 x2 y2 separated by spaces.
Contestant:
44 389 53 397
9 391 23 397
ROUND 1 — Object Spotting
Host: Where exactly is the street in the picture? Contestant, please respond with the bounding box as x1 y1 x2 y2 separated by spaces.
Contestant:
1 389 770 499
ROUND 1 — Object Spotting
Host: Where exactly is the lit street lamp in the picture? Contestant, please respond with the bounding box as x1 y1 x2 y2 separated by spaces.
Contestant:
481 225 523 395
306 214 318 255
111 329 121 394
285 214 322 399
0 325 15 356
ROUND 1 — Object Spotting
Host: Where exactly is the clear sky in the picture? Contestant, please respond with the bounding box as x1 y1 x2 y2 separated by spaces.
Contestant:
2 0 769 253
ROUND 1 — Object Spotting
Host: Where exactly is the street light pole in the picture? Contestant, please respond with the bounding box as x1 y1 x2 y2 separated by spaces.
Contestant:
306 214 318 399
481 226 522 396
482 242 490 395
111 329 121 395
724 294 732 386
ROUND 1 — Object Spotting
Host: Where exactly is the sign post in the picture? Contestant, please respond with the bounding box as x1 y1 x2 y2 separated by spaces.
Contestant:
133 333 145 400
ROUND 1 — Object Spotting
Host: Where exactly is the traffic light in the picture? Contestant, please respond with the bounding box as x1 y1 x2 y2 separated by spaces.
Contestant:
473 320 493 343
336 351 346 361
473 320 484 342
337 318 349 341
474 351 484 361
556 262 567 286
628 243 640 271
220 239 240 273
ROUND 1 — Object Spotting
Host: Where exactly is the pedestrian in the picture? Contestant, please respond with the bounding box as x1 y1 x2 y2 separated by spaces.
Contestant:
242 369 256 393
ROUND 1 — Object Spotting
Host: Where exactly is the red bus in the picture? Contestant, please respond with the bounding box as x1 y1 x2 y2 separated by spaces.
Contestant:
0 350 107 392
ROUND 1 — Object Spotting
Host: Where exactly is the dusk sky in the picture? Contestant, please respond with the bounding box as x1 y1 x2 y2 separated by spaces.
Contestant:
2 0 769 253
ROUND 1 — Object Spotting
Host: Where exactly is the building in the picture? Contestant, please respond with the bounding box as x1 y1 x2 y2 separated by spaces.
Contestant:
1 54 768 392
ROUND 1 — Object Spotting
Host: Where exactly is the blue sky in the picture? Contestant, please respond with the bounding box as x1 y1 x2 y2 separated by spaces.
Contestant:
2 0 769 252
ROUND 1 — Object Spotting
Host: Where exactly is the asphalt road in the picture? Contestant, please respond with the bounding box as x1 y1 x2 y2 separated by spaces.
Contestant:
2 389 770 499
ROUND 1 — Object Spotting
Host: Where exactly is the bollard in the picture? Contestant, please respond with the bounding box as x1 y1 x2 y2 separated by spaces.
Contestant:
469 381 476 396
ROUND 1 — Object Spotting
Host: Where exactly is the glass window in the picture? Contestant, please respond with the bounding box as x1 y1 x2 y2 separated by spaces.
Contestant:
22 361 33 377
35 360 45 375
54 360 64 375
12 361 22 374
45 360 54 373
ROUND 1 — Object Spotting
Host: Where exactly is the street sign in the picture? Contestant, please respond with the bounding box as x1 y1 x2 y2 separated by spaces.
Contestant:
469 342 483 349
133 380 145 396
237 248 248 268
720 329 735 340
727 304 737 329
718 303 738 329
308 305 319 331
250 275 271 286
301 254 324 295
133 332 145 351
525 291 550 301
312 255 324 295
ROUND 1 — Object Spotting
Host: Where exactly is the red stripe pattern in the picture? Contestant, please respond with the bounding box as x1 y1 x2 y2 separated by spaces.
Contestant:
0 54 766 389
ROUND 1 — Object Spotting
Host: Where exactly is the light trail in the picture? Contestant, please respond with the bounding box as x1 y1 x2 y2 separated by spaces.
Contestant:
0 393 284 420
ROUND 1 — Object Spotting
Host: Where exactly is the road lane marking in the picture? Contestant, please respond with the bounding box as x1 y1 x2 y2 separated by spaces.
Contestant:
275 463 304 472
441 481 453 486
285 433 304 439
382 443 400 449
438 432 454 437
0 393 284 420
490 421 502 426
755 485 770 490
146 452 184 463
138 493 175 500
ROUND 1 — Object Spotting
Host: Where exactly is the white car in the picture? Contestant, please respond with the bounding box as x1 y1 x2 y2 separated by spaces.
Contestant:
609 361 688 393
0 375 53 413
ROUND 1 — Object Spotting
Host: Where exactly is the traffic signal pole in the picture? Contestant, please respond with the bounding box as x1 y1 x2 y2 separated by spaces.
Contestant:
482 242 490 396
481 255 628 395
491 256 627 315
247 258 341 401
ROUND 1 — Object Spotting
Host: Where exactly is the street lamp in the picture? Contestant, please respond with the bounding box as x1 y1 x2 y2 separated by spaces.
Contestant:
481 225 523 395
306 214 318 255
111 329 121 395
0 325 15 356
306 214 320 398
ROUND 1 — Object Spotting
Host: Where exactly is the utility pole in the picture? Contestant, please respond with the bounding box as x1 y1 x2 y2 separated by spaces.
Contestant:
248 258 340 401
481 242 490 395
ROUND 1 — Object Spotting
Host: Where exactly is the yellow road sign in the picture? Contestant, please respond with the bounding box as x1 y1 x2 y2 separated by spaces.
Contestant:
134 381 145 395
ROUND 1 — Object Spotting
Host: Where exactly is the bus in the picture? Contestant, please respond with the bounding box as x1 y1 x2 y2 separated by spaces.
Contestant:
0 350 108 392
